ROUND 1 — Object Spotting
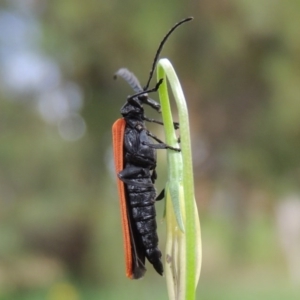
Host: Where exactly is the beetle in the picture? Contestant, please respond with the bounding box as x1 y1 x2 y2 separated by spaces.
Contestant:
112 17 192 279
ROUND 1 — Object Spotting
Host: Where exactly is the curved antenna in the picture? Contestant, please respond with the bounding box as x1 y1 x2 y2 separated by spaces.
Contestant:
143 17 193 91
114 68 143 93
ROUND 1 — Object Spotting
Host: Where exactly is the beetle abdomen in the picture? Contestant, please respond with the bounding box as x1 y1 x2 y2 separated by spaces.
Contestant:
126 187 163 275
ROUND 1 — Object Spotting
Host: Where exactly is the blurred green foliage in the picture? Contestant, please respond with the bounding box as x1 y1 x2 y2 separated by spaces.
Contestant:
1 0 300 299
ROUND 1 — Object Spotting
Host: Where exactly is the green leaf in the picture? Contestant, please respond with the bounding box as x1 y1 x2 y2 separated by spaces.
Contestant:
157 59 202 300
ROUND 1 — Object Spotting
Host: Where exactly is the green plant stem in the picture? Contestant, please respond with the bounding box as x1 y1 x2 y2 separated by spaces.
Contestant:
157 58 201 300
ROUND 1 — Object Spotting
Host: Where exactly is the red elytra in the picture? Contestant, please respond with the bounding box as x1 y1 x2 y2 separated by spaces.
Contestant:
112 118 133 278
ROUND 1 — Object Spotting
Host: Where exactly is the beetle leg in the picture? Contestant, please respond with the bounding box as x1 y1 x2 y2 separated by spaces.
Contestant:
143 116 179 130
142 97 161 112
145 131 181 151
151 169 157 183
156 189 165 201
127 79 164 103
118 166 153 187
143 142 180 151
127 96 143 109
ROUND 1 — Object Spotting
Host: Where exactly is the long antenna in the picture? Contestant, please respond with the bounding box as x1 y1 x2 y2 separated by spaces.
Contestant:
143 17 193 91
114 68 143 93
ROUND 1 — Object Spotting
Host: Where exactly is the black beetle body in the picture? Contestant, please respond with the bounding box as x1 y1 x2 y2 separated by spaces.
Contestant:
113 17 192 279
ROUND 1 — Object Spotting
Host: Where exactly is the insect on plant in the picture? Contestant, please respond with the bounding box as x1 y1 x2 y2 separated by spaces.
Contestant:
112 17 192 279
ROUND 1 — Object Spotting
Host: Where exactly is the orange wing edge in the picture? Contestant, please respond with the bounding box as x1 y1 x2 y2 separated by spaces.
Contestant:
112 118 133 279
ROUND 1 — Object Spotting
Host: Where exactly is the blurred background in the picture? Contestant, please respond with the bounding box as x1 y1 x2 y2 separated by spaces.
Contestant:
1 0 300 299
